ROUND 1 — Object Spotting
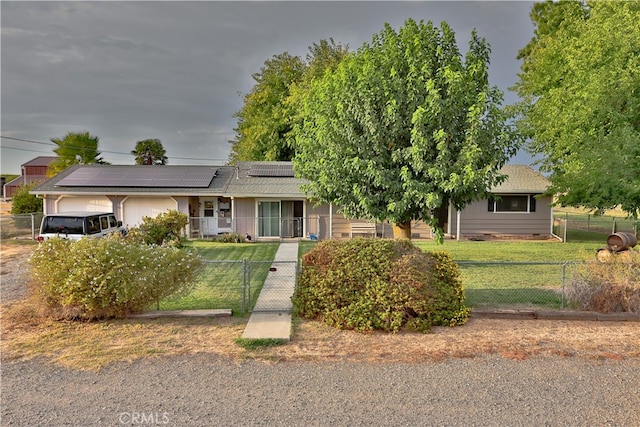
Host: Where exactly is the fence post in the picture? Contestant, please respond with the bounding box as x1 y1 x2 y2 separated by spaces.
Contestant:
563 213 568 243
31 213 36 240
247 260 252 313
241 258 246 313
561 263 567 310
612 218 616 234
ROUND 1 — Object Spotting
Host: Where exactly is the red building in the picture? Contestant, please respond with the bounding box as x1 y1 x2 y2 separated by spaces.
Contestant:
3 156 57 199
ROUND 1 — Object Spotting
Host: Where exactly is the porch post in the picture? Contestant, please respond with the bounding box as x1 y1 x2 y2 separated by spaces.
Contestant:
456 209 461 241
231 196 236 233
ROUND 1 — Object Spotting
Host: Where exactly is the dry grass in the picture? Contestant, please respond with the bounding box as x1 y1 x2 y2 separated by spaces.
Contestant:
2 299 639 371
2 233 638 371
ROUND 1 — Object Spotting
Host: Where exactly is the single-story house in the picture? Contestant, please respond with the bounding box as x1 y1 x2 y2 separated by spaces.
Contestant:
4 156 57 199
31 161 552 241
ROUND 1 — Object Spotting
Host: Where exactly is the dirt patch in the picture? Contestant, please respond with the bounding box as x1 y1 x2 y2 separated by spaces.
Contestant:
1 242 36 302
0 200 12 216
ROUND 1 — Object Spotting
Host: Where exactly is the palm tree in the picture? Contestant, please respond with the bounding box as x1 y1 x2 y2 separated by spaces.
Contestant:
131 139 168 165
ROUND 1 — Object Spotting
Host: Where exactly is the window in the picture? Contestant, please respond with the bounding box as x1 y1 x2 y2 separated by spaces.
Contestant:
203 200 215 217
87 217 101 234
42 217 85 234
488 195 537 213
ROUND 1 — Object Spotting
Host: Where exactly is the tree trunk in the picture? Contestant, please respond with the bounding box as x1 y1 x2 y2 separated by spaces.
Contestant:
392 221 412 239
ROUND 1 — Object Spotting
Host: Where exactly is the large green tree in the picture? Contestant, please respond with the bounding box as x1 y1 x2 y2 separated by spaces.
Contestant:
48 132 107 175
294 19 519 240
513 1 640 219
229 52 306 163
229 40 349 163
131 138 168 165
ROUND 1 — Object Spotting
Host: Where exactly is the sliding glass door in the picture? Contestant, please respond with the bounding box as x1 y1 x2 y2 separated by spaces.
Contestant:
258 201 280 237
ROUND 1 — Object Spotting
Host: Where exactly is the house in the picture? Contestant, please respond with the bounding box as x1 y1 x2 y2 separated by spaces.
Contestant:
449 165 553 240
3 156 57 199
30 161 552 241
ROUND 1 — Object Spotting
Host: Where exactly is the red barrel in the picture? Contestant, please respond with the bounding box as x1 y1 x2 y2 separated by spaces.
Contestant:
606 232 637 252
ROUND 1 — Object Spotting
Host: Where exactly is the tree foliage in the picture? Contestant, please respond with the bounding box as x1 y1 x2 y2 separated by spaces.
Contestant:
294 19 519 239
10 182 43 214
229 40 349 163
48 132 108 175
131 138 168 165
513 1 640 219
229 52 306 163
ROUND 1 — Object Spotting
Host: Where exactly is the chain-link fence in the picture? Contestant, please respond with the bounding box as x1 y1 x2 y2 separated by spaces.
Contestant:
0 212 43 240
554 213 638 242
160 259 298 314
459 261 580 310
173 259 584 314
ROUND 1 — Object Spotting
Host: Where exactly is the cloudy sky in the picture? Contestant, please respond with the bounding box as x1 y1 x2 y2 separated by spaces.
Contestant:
1 1 536 175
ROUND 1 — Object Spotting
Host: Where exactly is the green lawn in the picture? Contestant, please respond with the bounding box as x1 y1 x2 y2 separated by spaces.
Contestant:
414 240 599 262
157 241 280 315
415 240 593 309
161 238 603 313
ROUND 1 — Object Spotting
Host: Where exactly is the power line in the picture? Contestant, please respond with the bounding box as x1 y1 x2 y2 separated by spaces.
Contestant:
0 135 230 162
0 145 53 154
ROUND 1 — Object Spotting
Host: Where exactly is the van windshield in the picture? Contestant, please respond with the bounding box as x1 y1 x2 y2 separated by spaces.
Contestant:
41 217 89 235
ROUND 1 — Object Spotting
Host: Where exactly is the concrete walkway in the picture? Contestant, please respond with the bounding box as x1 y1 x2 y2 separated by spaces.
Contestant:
242 242 299 340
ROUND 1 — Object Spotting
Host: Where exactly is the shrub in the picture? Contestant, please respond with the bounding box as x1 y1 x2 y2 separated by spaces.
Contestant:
215 232 247 243
292 239 470 333
126 210 189 247
10 182 43 215
29 235 203 320
567 250 640 313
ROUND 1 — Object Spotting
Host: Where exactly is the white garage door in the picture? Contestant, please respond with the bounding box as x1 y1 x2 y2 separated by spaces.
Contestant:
57 196 112 213
122 197 176 228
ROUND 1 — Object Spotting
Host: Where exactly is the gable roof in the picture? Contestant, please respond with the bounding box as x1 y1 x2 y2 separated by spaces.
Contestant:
225 162 307 198
22 156 57 167
4 175 49 188
492 165 550 194
32 164 232 196
30 162 548 198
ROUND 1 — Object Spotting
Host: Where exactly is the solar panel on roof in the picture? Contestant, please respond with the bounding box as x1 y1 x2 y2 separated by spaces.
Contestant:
247 164 294 177
55 167 217 188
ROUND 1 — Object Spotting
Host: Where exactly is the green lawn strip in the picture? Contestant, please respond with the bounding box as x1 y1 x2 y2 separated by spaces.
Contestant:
298 240 318 258
415 240 598 309
234 337 286 350
459 263 565 309
157 242 279 315
414 240 598 262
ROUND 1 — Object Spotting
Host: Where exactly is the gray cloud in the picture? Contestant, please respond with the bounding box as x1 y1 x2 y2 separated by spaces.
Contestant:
1 1 535 174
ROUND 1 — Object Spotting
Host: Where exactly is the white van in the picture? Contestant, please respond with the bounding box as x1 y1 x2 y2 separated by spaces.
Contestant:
37 212 127 241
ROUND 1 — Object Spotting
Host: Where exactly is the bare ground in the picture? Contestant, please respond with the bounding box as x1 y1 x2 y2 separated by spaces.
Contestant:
1 239 639 371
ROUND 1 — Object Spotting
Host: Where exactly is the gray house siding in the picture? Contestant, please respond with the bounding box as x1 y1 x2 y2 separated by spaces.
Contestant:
233 198 256 238
450 195 553 239
32 162 552 241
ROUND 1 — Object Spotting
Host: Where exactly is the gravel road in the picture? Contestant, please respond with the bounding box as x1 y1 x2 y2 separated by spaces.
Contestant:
2 354 639 426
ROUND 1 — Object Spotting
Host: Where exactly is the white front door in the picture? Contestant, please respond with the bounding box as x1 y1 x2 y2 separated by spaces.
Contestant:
202 199 217 236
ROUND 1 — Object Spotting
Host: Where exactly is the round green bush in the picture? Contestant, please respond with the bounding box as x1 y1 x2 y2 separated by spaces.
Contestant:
126 210 189 247
293 239 470 332
29 235 203 320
